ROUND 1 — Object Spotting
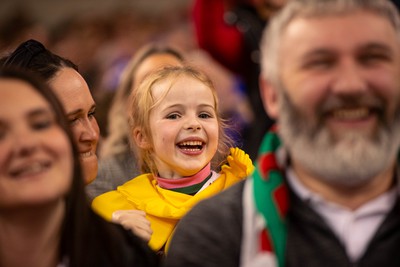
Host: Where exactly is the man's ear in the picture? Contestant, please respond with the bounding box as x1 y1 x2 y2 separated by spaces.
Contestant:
133 128 151 149
259 76 279 119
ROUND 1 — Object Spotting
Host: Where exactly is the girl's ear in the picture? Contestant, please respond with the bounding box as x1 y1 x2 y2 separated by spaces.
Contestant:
259 76 279 119
133 127 151 149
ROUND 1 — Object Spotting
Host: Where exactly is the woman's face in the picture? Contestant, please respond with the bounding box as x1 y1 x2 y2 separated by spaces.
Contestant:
0 78 73 209
49 68 99 184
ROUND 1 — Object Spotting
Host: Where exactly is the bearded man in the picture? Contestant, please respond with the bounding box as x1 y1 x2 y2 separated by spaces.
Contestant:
164 0 400 267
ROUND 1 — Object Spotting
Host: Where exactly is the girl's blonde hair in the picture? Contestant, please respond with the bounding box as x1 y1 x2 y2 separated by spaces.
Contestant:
127 65 233 175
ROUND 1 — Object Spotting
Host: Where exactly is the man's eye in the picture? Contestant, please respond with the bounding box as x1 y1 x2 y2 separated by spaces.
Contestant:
359 53 391 65
303 58 334 70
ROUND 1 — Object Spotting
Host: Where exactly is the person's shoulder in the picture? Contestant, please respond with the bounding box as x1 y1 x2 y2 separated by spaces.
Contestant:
165 180 245 267
205 178 245 204
97 154 137 179
95 219 159 267
185 179 246 219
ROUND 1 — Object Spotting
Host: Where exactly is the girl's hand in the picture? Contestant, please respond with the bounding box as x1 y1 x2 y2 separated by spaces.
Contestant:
226 147 254 176
112 210 153 242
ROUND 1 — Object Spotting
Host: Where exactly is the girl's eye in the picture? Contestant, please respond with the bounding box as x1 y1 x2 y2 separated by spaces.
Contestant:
199 112 212 119
166 113 180 120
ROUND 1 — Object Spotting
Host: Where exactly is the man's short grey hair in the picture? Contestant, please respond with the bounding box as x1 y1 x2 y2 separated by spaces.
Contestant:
260 0 400 86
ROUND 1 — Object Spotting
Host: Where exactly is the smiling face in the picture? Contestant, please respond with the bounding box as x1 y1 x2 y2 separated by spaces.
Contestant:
49 67 99 184
264 11 400 187
144 75 219 178
0 79 73 209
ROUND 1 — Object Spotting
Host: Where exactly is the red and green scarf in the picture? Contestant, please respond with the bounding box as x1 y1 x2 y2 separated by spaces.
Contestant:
253 126 288 267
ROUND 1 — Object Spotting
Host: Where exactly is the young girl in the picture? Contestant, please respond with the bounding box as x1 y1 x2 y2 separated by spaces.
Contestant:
87 43 185 199
92 66 254 253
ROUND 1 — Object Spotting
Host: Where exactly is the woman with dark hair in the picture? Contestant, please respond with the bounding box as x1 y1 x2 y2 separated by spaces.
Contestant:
0 68 158 267
1 39 99 185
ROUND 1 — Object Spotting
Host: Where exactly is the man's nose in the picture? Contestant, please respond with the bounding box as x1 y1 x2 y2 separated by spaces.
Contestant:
331 60 367 95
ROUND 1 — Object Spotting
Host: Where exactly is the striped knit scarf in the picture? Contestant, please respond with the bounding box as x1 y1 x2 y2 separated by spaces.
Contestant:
253 126 288 267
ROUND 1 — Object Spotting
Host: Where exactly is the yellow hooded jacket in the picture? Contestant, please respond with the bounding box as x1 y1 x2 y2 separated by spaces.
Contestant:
92 147 254 251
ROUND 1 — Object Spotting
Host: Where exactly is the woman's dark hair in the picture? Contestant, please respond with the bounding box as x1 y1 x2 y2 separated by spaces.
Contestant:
1 39 77 81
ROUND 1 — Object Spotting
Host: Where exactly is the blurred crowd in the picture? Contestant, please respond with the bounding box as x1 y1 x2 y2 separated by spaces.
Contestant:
2 0 399 161
0 1 196 136
0 1 262 158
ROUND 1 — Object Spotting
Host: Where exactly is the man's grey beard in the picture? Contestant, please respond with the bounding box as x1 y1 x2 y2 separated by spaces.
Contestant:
277 89 400 188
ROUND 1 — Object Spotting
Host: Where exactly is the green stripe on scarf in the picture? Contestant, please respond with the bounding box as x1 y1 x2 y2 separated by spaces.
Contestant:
253 128 287 267
169 173 213 195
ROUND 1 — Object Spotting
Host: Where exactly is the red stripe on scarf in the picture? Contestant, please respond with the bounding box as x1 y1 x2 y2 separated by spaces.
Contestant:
259 153 279 179
270 124 278 132
273 185 289 218
260 228 274 252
